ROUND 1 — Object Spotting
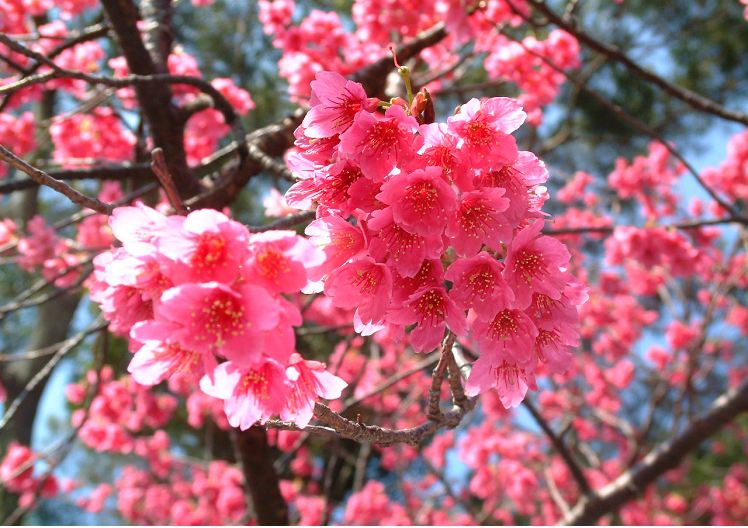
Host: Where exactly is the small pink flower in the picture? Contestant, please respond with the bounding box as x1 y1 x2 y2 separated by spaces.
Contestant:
339 104 418 181
302 71 369 138
503 220 571 309
154 282 280 359
244 230 324 294
263 188 297 218
200 359 289 430
368 207 444 277
448 97 524 168
389 286 467 352
376 166 457 237
446 187 512 255
445 253 514 319
0 218 17 246
286 159 364 215
305 216 366 280
109 203 177 257
471 308 538 365
465 353 537 408
281 353 347 427
413 122 471 191
325 257 392 333
157 208 250 284
128 321 209 386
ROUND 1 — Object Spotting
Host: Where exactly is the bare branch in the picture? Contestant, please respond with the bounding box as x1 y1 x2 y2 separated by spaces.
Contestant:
0 318 108 433
523 398 593 497
150 147 187 214
562 377 748 525
0 145 112 214
527 0 748 127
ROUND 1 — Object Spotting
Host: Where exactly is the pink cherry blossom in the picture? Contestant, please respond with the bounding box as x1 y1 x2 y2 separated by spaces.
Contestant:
154 282 280 359
200 359 289 430
302 71 369 138
503 220 571 309
281 353 348 427
339 104 418 181
376 166 457 237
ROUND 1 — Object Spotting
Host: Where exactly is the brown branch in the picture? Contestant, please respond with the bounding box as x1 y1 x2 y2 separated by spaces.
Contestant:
0 318 108 433
562 377 748 525
497 24 745 220
545 216 747 236
523 398 593 497
150 147 187 214
0 145 112 214
99 0 198 198
0 164 152 194
313 399 473 447
527 0 748 127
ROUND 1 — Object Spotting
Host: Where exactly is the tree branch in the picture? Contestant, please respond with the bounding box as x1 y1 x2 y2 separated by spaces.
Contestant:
0 145 112 214
562 377 748 525
527 0 748 127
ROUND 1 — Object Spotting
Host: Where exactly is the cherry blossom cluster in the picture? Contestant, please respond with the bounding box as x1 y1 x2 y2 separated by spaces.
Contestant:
608 141 685 219
64 367 246 524
50 108 135 167
257 0 579 122
0 0 96 35
285 70 585 408
12 183 119 287
480 29 581 124
0 112 35 179
87 203 347 430
0 442 60 510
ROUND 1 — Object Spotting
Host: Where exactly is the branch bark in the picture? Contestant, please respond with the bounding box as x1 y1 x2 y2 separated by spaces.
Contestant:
99 0 199 198
562 378 748 525
527 0 748 127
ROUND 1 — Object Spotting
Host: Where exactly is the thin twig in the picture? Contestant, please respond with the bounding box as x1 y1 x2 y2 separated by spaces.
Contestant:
0 145 112 214
150 147 187 214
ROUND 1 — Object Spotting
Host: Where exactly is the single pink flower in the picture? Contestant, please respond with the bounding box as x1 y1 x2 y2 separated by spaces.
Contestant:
445 253 514 319
446 187 511 256
281 353 348 427
286 159 364 215
244 230 323 294
325 257 392 332
448 97 524 168
413 122 472 191
109 203 178 257
368 207 444 278
474 151 548 226
503 220 571 309
392 258 445 304
200 359 289 430
339 104 418 181
305 216 366 280
389 286 467 352
303 71 369 138
128 321 211 385
465 353 537 408
471 308 538 366
376 166 457 237
154 282 280 359
157 209 250 284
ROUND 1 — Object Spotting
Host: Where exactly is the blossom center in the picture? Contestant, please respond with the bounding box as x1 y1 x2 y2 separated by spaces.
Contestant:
192 233 227 270
515 249 543 283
